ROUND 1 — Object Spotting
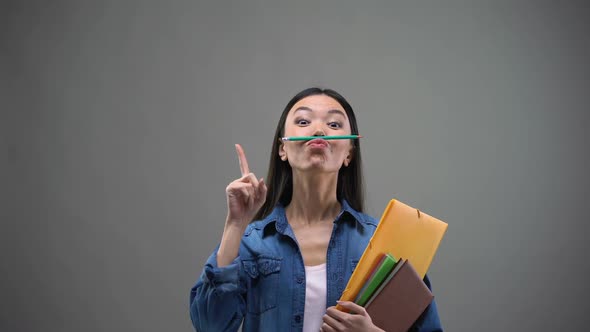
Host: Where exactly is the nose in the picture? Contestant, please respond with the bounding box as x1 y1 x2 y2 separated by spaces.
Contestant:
312 127 326 137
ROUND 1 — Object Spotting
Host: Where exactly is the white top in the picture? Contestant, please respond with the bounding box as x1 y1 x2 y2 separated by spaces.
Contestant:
302 263 327 332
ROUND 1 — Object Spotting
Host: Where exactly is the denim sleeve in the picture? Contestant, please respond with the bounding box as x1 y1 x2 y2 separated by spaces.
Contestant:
408 274 443 332
189 250 246 332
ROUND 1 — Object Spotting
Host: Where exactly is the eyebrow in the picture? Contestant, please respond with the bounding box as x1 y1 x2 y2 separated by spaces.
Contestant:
294 107 346 117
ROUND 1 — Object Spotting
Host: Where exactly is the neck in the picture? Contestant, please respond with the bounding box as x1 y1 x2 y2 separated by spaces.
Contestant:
286 170 341 226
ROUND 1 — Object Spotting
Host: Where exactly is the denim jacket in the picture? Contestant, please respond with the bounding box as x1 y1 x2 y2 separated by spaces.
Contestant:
189 200 443 331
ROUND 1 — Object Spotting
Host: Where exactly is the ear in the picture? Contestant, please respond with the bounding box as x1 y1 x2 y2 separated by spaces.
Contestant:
343 156 351 167
279 142 287 161
343 147 353 167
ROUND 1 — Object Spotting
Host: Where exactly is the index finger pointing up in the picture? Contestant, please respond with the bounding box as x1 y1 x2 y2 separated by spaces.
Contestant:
235 144 250 176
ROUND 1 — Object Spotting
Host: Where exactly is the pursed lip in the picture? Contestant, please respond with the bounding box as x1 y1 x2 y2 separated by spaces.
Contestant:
306 138 329 148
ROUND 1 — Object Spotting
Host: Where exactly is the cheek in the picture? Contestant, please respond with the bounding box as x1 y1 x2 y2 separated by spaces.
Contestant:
283 125 308 136
332 143 352 157
284 143 302 157
282 122 297 136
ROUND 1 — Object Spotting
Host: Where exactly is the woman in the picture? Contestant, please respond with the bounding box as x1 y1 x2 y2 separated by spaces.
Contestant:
189 88 442 331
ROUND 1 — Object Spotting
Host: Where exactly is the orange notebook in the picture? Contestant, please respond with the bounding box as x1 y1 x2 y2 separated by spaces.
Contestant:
338 199 448 308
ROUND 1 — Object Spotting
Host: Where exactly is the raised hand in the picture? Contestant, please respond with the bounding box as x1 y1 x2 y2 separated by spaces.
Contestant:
217 144 268 267
225 144 268 227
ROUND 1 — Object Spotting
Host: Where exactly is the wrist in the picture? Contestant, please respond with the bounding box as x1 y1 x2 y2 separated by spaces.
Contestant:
223 219 248 234
217 223 247 267
225 215 251 228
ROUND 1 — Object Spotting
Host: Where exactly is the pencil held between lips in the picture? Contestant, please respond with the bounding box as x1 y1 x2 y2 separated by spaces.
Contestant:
281 135 362 141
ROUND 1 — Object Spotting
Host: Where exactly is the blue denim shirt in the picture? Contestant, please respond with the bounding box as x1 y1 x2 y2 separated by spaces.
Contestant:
190 200 443 331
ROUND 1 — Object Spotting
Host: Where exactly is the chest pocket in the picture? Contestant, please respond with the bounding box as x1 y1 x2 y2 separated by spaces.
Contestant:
242 256 282 314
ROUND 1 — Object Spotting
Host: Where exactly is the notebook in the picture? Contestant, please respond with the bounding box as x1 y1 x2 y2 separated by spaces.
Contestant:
365 259 434 332
354 253 397 307
353 254 387 304
363 257 406 308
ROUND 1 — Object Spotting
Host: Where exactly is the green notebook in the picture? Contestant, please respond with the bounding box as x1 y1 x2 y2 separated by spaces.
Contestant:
354 253 398 307
354 254 386 303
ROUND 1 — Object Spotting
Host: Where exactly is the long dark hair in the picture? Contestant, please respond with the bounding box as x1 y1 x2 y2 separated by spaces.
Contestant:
253 87 365 221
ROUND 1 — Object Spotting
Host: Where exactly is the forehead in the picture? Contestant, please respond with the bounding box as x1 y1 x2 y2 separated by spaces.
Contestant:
288 95 347 116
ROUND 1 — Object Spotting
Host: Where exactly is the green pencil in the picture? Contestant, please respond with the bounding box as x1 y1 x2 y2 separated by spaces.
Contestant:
281 135 362 141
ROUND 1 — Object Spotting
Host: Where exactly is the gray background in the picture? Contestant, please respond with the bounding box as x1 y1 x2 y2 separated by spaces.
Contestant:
3 1 589 331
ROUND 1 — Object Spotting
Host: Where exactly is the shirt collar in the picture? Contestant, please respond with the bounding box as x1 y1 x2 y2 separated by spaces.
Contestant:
258 199 367 236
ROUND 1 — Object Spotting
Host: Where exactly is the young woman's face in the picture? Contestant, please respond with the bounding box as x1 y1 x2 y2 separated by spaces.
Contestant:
279 94 353 173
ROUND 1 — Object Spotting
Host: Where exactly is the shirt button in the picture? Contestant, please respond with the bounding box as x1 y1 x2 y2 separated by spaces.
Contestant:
295 315 302 323
297 276 304 284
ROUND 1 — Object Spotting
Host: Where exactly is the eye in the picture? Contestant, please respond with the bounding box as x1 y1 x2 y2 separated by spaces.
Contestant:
296 118 310 126
328 121 342 129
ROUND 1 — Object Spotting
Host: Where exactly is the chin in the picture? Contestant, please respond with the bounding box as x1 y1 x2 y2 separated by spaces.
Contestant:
303 162 340 173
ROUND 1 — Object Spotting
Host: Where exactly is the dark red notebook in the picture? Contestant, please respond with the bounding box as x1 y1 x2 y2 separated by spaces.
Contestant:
365 259 434 332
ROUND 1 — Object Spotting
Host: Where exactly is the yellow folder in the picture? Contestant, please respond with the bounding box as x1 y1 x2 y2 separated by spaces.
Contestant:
338 199 448 307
